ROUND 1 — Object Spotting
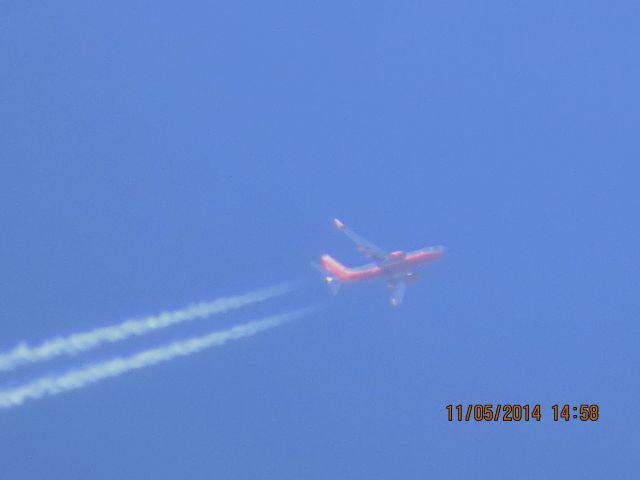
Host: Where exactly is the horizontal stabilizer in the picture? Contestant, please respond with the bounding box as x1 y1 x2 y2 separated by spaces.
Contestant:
310 261 342 295
325 276 341 295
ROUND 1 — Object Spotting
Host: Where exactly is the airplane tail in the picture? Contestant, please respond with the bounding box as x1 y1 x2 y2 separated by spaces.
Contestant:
310 260 342 295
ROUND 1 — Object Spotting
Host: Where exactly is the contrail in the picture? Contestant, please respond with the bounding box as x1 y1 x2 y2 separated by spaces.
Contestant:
0 307 313 409
0 283 294 372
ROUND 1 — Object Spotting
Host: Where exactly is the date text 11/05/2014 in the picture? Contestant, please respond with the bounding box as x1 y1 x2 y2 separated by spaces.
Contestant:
446 404 599 422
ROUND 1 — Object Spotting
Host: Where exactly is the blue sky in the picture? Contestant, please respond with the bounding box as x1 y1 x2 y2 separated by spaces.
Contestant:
1 1 639 478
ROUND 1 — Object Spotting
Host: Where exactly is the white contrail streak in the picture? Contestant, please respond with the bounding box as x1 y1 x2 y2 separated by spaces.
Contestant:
0 307 313 409
0 283 294 372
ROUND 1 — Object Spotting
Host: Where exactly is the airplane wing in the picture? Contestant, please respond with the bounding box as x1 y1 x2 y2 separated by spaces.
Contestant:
333 218 387 261
388 281 406 306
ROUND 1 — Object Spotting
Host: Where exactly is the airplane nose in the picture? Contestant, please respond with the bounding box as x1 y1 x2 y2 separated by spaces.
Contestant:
436 245 446 254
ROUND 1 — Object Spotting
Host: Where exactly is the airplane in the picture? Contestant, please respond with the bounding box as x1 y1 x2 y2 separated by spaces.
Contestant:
314 218 445 306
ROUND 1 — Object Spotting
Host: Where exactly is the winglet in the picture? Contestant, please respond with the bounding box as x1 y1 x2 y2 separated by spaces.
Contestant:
333 218 345 230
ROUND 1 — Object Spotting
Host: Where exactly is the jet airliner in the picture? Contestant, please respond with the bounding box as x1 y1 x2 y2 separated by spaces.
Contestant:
315 218 445 306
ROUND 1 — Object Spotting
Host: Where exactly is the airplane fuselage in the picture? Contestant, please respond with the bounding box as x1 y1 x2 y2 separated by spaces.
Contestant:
321 245 445 283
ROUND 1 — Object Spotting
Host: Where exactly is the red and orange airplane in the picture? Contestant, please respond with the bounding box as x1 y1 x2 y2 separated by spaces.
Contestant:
315 218 445 306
